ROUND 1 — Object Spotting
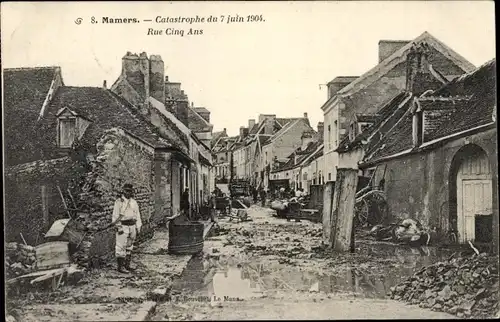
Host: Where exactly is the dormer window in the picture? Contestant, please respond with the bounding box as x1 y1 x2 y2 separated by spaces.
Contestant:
58 117 77 147
56 107 90 148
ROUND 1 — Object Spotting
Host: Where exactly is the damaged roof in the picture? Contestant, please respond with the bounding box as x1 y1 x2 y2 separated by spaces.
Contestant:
38 86 173 150
359 58 496 166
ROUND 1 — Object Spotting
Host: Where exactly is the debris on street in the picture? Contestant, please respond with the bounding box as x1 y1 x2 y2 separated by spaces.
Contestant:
389 252 499 318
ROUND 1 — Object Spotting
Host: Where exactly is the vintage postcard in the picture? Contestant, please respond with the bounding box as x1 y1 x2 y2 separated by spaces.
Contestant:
2 1 497 321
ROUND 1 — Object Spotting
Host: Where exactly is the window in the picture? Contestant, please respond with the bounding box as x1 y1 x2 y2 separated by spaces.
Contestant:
327 125 331 150
328 173 332 181
349 122 357 141
58 118 76 147
333 121 338 148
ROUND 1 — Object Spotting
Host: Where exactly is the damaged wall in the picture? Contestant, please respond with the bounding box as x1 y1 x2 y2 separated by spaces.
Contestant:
368 129 497 244
75 128 157 266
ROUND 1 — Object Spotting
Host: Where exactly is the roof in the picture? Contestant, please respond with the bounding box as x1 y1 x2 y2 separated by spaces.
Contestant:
321 31 476 111
328 76 359 84
272 141 321 173
211 130 227 149
360 59 496 166
263 118 309 146
3 67 61 165
37 87 172 152
188 107 213 132
356 114 378 123
193 107 210 114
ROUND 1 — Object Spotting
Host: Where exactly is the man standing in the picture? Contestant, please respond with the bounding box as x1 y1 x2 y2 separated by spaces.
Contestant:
181 188 190 219
259 187 267 207
112 184 142 274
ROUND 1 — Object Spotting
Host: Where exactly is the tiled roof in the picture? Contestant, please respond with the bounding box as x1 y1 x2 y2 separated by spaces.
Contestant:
361 58 496 165
38 87 172 151
263 118 305 146
356 113 378 123
188 107 212 132
273 141 321 173
4 67 60 165
210 130 227 148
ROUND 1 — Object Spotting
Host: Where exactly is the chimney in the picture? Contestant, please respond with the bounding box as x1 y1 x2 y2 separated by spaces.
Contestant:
103 80 107 89
327 77 358 100
174 98 189 127
406 42 432 94
378 40 410 63
122 51 150 100
317 122 324 142
239 126 249 138
303 112 308 119
149 55 165 104
248 119 256 129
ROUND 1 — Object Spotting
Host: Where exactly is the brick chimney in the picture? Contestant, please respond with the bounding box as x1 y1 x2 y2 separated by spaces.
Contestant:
303 112 308 119
173 90 189 127
379 40 410 63
406 42 433 94
317 122 324 142
239 126 249 139
121 52 150 100
248 119 256 130
103 80 107 89
149 55 165 104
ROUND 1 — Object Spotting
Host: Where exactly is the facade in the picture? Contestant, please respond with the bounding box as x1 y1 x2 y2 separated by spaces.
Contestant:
321 31 476 183
261 114 313 189
337 59 497 249
111 51 215 209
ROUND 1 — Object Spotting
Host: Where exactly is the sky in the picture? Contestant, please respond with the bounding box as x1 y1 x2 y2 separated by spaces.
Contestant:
2 1 496 137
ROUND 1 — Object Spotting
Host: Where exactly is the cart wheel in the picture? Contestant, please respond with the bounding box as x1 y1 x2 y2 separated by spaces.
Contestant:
354 199 369 228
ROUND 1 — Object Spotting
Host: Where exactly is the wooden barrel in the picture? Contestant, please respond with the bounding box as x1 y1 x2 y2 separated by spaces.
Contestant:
168 221 204 255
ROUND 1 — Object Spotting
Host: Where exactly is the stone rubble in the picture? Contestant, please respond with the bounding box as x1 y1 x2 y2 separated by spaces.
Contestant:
5 242 37 278
389 252 499 319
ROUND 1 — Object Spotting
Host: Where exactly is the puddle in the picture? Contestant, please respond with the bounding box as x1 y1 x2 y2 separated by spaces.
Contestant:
171 245 455 300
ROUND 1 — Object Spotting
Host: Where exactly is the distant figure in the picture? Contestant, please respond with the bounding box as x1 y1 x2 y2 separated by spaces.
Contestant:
259 188 267 207
181 188 190 219
209 191 217 223
252 186 258 203
279 187 285 199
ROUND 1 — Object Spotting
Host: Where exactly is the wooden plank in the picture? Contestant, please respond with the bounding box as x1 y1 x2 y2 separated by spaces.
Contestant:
322 182 335 244
35 241 70 270
330 168 359 252
30 267 67 284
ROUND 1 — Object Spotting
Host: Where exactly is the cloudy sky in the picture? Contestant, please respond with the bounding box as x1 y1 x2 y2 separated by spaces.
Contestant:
2 1 495 136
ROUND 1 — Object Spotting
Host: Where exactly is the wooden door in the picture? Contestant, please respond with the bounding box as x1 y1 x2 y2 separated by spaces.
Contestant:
456 151 492 243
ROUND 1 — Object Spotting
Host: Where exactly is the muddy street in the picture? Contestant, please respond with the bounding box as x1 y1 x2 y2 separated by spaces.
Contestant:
152 206 455 320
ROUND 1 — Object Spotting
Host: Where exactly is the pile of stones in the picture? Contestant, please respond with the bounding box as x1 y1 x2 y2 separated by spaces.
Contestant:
5 242 37 278
389 252 499 318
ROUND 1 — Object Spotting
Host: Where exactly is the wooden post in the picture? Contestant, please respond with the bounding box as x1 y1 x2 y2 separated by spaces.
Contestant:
322 181 335 244
330 168 359 252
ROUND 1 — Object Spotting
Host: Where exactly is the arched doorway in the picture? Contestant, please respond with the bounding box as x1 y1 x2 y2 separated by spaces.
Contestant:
450 144 493 243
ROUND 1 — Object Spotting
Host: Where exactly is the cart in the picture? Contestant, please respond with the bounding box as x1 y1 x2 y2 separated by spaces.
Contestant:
353 189 389 228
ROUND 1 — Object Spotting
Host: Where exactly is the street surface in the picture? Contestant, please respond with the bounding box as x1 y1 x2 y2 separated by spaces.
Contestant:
152 205 455 320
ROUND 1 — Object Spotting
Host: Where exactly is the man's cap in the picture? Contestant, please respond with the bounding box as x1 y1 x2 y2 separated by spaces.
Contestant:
123 183 134 191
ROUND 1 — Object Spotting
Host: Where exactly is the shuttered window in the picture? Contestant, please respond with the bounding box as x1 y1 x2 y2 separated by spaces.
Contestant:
58 118 76 147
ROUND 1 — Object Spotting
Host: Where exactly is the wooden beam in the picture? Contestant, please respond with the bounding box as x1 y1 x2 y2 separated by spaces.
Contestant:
322 182 335 245
330 168 359 252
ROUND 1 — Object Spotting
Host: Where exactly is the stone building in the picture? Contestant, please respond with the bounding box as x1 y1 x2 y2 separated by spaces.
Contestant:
337 58 497 250
321 31 476 184
4 66 193 266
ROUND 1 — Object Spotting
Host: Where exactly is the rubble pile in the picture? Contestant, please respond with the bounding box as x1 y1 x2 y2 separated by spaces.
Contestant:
5 242 37 278
389 253 499 318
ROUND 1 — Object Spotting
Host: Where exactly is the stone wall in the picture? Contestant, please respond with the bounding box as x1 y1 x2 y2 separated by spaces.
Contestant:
368 129 497 244
75 128 156 267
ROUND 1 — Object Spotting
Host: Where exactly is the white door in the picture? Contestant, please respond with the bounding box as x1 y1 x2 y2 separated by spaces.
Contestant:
456 151 492 243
